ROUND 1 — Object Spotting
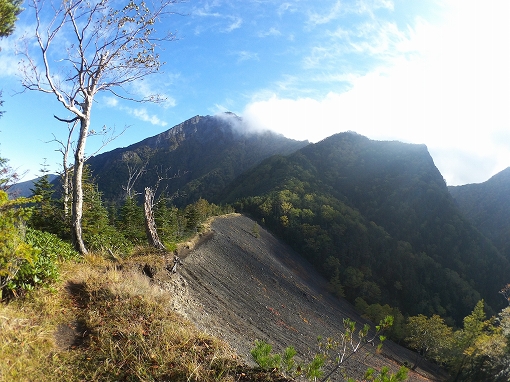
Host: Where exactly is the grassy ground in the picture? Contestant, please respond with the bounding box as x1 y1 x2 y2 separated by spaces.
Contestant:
0 253 288 382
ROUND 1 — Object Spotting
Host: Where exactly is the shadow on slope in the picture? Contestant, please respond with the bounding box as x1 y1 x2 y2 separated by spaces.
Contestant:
164 214 446 381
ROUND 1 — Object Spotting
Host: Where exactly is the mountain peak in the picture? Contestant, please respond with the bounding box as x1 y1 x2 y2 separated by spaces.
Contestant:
86 114 309 204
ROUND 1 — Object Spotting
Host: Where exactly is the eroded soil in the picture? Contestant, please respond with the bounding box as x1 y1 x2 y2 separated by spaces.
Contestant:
156 214 445 381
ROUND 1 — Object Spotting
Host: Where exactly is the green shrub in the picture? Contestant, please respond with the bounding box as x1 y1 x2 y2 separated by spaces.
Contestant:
282 346 297 373
0 191 40 298
85 228 133 257
251 340 282 370
26 228 78 261
304 353 325 380
5 229 78 295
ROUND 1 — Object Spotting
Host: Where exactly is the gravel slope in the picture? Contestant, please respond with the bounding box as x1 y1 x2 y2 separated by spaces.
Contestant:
160 214 445 381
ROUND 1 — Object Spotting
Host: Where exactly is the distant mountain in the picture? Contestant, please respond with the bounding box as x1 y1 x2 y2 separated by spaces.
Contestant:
449 167 510 261
87 113 309 205
222 132 510 324
8 174 58 198
51 112 510 324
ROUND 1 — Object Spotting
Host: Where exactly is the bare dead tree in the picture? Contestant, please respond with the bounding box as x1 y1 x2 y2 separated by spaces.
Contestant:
123 161 148 199
121 149 154 200
142 165 181 250
18 0 181 254
48 120 76 220
50 121 127 218
144 186 165 251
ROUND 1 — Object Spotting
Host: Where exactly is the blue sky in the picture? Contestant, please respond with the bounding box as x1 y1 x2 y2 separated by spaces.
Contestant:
0 0 509 186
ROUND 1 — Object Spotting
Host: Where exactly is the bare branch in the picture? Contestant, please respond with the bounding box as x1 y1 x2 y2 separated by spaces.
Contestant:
54 115 79 123
84 125 128 160
122 158 148 199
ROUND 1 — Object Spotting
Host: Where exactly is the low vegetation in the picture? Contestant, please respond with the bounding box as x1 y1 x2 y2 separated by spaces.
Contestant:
250 316 410 382
1 154 510 381
0 165 284 381
0 258 245 381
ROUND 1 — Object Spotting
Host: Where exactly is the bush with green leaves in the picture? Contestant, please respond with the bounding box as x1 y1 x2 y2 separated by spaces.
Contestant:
1 190 78 297
354 366 408 382
0 190 39 298
251 340 284 370
4 228 78 296
25 228 78 261
85 229 133 258
250 316 409 382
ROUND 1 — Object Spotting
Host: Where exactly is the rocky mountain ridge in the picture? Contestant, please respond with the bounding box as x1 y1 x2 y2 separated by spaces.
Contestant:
449 167 510 261
86 113 309 204
223 132 510 323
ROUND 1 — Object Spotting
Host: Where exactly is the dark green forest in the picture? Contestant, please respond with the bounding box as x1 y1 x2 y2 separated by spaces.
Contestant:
223 133 510 325
449 168 510 262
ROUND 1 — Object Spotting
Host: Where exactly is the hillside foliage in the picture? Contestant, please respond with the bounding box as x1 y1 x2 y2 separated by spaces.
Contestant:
3 118 510 381
226 133 510 324
449 168 510 261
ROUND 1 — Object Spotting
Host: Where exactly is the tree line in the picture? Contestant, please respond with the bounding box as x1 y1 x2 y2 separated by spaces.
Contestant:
0 160 232 299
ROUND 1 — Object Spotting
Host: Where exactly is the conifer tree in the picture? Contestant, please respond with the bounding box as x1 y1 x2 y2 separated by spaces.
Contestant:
0 0 22 38
29 161 57 232
118 196 145 244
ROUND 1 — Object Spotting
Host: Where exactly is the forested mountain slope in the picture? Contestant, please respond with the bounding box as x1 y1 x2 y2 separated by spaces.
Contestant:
449 167 510 261
87 114 308 205
222 132 510 324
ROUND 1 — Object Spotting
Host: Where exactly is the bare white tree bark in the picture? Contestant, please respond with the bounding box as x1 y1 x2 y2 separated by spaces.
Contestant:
144 187 165 251
19 0 181 253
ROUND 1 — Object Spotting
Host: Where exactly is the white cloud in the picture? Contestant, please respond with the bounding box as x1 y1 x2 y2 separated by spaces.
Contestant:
127 78 177 108
234 50 259 63
258 27 282 37
161 97 177 109
0 52 20 78
104 96 119 107
215 110 268 136
308 1 343 27
192 3 243 34
225 16 242 32
101 96 168 127
355 0 394 15
304 20 415 71
277 3 293 16
243 0 510 185
130 108 168 126
307 0 394 27
0 22 38 78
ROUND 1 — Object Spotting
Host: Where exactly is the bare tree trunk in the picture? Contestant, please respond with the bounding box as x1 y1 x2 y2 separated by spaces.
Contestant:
144 187 166 250
61 124 75 220
71 115 90 255
22 0 181 255
63 168 71 219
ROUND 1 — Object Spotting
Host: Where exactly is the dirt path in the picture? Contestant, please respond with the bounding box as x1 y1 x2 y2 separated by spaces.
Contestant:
160 214 445 381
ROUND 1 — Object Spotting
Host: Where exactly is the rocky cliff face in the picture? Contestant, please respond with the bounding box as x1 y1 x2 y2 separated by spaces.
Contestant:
449 167 510 261
86 113 309 204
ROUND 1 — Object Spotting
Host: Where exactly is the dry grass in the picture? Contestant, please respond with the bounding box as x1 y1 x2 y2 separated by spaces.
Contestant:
0 255 244 382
